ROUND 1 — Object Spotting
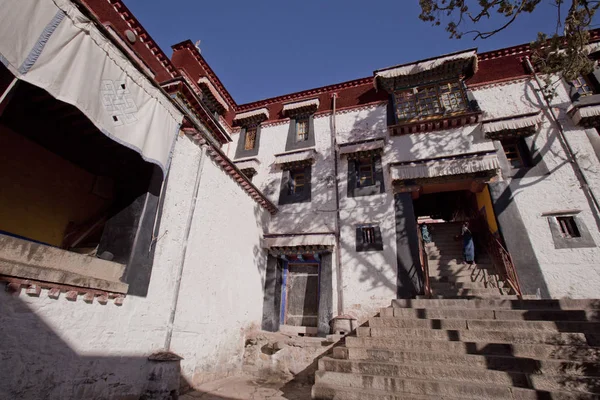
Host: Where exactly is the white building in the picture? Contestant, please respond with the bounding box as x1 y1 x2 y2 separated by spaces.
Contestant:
1 0 600 398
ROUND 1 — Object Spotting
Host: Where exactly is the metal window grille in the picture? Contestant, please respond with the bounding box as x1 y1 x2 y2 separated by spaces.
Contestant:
557 216 581 238
362 227 376 244
244 127 257 150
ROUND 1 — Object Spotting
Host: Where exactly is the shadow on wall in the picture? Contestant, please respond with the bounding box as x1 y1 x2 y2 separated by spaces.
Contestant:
0 289 187 400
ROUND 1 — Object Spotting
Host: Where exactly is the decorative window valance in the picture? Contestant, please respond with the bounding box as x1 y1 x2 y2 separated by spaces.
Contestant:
262 234 335 255
374 49 478 91
233 108 269 126
234 158 260 174
273 149 316 169
198 77 229 113
569 96 600 127
282 98 320 116
339 139 385 159
390 153 499 181
482 112 542 140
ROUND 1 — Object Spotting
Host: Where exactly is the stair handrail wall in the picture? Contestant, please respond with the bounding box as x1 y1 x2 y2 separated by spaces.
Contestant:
474 216 523 298
417 225 431 298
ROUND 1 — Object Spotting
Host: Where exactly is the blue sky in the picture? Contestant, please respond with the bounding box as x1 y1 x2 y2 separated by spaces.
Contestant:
123 0 568 104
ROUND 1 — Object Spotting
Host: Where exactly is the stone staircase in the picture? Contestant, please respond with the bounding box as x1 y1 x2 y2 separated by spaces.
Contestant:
312 298 600 399
426 222 514 298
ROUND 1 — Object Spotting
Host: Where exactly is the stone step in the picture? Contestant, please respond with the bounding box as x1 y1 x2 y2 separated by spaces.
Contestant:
429 275 489 285
344 336 600 361
312 384 466 400
356 326 589 345
427 261 494 271
332 347 600 376
380 307 599 322
431 288 511 297
430 281 489 289
420 295 524 300
391 299 600 310
318 357 600 393
314 371 598 399
367 317 600 334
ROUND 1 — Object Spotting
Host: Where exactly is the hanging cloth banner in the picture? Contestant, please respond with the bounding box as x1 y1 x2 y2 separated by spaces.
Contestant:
0 0 184 175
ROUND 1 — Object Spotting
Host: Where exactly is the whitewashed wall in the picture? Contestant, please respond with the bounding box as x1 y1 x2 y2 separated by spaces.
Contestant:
0 134 269 398
471 80 600 298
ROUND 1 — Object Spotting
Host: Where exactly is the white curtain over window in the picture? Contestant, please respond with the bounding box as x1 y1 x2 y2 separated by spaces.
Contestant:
0 0 184 175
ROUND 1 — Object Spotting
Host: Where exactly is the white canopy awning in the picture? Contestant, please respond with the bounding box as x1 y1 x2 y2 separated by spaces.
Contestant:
482 113 543 134
234 108 269 121
262 234 336 248
339 139 385 155
234 158 260 171
282 98 320 113
375 50 477 80
0 0 184 175
274 149 316 165
198 77 229 111
571 104 600 125
391 153 499 181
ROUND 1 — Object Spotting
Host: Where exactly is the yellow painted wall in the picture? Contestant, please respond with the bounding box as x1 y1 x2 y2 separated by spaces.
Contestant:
476 185 499 234
0 125 111 246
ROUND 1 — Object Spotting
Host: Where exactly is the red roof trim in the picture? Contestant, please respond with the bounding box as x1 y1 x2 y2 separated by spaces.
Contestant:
171 40 236 108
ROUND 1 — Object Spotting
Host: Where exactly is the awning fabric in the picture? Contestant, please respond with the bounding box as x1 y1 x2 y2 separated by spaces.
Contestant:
262 234 336 248
274 149 316 165
198 77 229 111
282 98 320 113
339 139 385 155
375 50 477 80
390 153 499 181
571 104 600 125
0 0 184 175
482 113 542 134
234 108 269 121
234 158 260 171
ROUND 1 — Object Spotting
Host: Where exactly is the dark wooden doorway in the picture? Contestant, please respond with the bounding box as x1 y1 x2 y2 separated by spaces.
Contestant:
284 263 319 327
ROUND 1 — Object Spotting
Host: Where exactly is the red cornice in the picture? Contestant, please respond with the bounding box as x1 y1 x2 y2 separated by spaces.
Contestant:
236 77 373 111
171 40 236 108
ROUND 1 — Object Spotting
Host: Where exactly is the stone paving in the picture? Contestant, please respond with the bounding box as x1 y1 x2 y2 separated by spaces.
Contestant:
180 375 311 400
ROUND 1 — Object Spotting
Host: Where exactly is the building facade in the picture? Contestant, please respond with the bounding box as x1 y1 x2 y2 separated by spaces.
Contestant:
1 0 600 398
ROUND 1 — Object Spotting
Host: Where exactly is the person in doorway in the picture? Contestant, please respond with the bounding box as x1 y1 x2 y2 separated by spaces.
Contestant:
459 221 475 266
420 223 432 243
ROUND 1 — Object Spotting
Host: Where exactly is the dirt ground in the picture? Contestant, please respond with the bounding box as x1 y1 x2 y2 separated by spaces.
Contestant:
180 375 312 400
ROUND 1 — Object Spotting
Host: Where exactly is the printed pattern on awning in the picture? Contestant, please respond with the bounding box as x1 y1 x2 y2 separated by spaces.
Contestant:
234 108 269 125
262 234 336 248
234 158 260 174
198 77 229 112
374 50 478 90
482 112 542 139
282 98 320 115
339 139 385 156
0 0 184 175
570 103 600 126
390 153 500 181
273 149 317 168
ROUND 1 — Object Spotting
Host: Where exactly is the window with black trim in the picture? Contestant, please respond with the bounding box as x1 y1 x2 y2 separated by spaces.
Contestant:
356 225 383 252
545 212 595 249
500 138 531 169
278 165 312 205
348 155 385 198
285 114 315 151
572 76 594 98
235 125 261 159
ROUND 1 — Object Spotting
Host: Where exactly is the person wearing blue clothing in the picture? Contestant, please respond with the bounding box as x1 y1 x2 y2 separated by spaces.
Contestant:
461 221 475 265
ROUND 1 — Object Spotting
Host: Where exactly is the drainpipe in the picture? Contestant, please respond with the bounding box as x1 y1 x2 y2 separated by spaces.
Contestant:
525 57 600 220
330 93 344 315
164 138 208 350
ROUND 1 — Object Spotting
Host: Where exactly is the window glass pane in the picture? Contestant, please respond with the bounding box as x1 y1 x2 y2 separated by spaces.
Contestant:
291 171 305 194
394 81 466 121
572 76 593 97
296 119 309 142
357 159 374 187
501 140 524 169
244 127 257 150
